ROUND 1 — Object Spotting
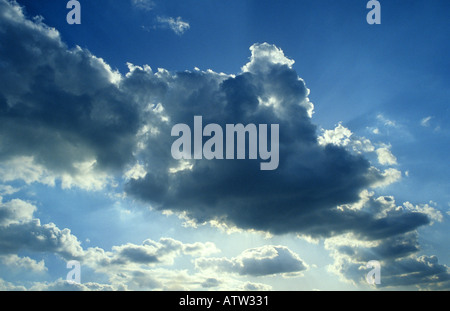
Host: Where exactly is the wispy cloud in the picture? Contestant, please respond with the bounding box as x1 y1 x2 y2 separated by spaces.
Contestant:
377 114 397 128
156 16 190 35
420 116 433 127
131 0 155 11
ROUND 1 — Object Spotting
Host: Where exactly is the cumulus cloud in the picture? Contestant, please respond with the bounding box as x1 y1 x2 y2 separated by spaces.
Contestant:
0 195 254 291
328 239 450 290
319 123 378 155
84 238 219 269
318 123 353 147
196 245 308 277
101 266 272 291
0 197 84 260
0 197 36 226
0 254 47 273
123 42 404 239
80 239 277 291
0 0 139 190
1 0 418 241
376 146 397 166
0 157 55 186
327 193 449 290
0 278 26 291
0 0 447 290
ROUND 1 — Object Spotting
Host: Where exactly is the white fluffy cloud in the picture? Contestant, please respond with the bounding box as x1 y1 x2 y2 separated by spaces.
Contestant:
0 254 46 273
84 238 219 269
196 245 308 277
376 146 397 166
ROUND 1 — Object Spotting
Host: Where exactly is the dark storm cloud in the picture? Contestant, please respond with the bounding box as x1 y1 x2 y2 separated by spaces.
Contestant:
122 44 425 239
0 0 139 177
119 39 447 289
0 0 432 240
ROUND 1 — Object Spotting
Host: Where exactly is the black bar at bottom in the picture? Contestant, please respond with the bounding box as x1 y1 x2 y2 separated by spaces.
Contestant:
0 290 443 309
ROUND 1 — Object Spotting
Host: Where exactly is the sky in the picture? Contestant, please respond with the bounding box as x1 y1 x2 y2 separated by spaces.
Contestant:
0 0 449 291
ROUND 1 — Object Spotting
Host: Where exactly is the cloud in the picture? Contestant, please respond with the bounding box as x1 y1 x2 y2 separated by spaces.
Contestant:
100 266 271 291
0 197 83 260
0 196 239 291
84 238 219 268
1 0 416 241
131 0 155 11
0 197 36 226
402 201 443 223
0 195 255 291
0 0 139 190
0 254 47 273
376 146 397 166
318 123 376 154
30 279 117 291
329 239 450 290
80 239 277 291
122 43 422 241
0 0 447 290
196 245 308 277
0 157 55 186
0 185 20 196
124 43 386 237
327 193 449 290
318 123 353 147
241 282 272 291
377 114 397 128
420 116 433 127
0 278 26 291
156 16 190 35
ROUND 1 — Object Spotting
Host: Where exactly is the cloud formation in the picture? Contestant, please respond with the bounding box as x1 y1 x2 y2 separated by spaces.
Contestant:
84 238 219 269
131 0 155 11
327 192 449 290
0 0 435 241
0 0 447 290
196 245 308 277
0 192 264 291
122 44 423 242
0 0 139 190
156 16 190 35
0 197 83 260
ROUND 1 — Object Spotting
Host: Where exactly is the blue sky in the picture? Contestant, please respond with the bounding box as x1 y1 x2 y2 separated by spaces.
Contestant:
0 0 448 290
